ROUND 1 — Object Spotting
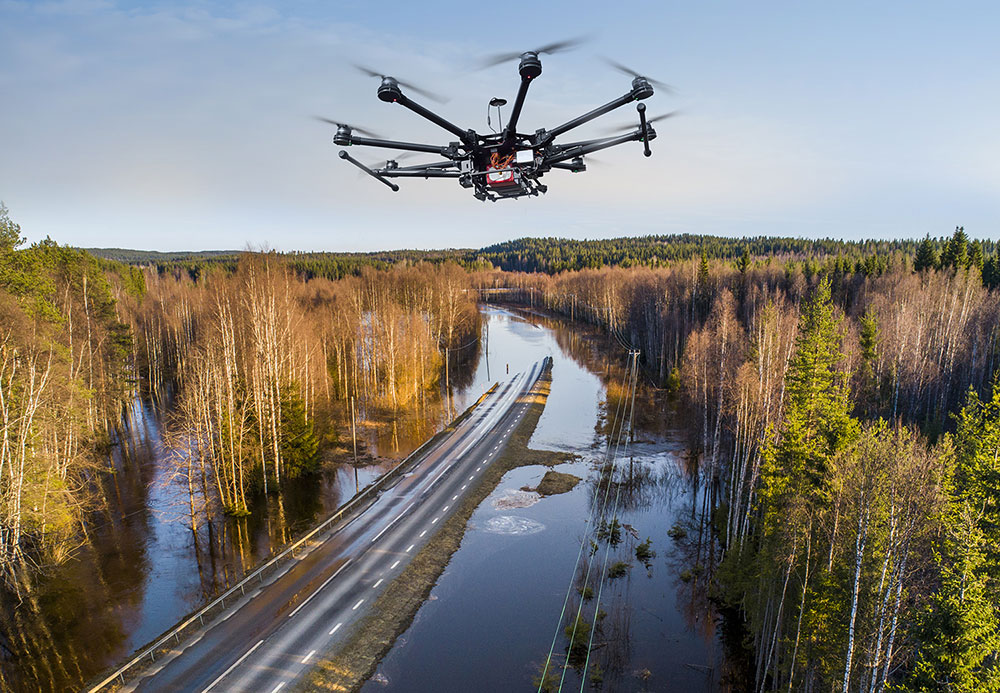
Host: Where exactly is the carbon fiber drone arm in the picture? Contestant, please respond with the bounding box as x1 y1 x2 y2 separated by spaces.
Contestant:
544 127 656 165
346 135 450 156
393 93 474 146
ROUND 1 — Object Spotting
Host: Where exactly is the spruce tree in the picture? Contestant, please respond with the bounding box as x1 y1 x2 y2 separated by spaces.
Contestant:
910 380 1000 690
914 234 939 272
761 277 855 510
279 384 319 479
942 226 970 269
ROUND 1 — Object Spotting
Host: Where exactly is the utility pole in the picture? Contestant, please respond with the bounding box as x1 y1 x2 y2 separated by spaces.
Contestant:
350 395 359 494
444 347 450 416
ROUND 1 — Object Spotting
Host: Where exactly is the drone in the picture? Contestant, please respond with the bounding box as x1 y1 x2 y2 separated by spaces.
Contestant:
319 40 675 202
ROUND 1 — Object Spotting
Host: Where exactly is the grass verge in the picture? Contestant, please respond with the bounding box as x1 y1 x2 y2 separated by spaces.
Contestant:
302 362 576 692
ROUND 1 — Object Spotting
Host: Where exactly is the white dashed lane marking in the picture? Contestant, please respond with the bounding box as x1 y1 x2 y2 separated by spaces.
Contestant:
373 578 383 589
302 650 316 664
352 599 365 610
406 544 415 552
391 560 400 570
329 623 342 636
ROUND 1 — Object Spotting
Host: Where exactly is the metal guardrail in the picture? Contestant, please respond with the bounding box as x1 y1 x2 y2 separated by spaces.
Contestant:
86 383 499 692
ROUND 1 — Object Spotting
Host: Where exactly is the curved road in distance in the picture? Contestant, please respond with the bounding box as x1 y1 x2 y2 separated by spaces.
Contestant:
126 358 549 693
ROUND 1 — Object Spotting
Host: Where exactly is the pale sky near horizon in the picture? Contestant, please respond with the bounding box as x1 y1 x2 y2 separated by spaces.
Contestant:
1 1 998 251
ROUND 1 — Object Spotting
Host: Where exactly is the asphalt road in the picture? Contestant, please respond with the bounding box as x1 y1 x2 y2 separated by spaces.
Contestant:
127 358 547 693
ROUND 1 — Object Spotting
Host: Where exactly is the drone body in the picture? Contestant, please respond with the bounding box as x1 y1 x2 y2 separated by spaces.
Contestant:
325 47 673 202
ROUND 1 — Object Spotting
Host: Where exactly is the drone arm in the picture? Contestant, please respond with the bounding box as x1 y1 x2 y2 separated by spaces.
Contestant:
339 151 399 191
541 91 636 143
395 94 472 145
545 128 654 164
376 169 462 178
348 135 449 156
502 75 533 146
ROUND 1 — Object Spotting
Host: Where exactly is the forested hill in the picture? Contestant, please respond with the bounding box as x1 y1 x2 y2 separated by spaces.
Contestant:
477 233 998 273
84 229 999 281
84 247 474 280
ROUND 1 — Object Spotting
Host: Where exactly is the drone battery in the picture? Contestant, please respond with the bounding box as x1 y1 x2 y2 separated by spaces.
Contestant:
487 168 516 187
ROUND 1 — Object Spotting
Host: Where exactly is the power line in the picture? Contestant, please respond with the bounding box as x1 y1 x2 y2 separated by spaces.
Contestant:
558 351 639 692
536 351 634 691
576 352 640 691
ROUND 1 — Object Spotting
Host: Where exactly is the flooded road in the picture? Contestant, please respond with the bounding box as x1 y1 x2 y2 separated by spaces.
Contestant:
0 305 730 692
361 307 730 692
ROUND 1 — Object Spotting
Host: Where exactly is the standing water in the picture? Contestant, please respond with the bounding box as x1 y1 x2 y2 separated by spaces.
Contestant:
0 306 733 692
362 306 735 691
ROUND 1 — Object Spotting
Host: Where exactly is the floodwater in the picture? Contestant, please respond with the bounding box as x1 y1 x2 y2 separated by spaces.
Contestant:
361 307 734 692
0 306 733 692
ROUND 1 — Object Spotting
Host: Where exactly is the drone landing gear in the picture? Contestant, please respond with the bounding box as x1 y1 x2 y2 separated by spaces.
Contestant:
338 151 399 192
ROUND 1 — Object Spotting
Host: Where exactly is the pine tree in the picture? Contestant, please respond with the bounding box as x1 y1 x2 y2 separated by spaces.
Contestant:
914 234 939 272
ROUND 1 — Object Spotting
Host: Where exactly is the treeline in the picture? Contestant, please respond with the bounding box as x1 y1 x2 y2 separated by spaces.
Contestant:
86 247 481 283
477 231 999 275
90 229 1000 281
131 256 479 518
0 205 142 588
477 249 1000 688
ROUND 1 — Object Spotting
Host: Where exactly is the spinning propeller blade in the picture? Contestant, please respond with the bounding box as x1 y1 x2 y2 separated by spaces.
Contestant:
312 116 383 139
479 36 589 69
601 111 680 134
352 64 449 104
601 57 675 92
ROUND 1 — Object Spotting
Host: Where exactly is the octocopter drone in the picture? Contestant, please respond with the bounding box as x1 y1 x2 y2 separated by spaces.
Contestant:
319 39 675 202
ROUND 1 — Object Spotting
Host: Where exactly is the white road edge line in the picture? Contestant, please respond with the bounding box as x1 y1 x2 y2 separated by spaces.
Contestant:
288 559 353 619
371 503 415 544
329 622 342 636
200 639 263 693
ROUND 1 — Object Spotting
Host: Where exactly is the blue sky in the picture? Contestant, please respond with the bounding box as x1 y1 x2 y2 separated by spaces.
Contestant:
1 1 997 251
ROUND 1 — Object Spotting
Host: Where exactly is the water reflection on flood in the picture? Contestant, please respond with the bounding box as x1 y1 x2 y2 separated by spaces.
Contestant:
361 307 734 692
0 325 486 692
0 306 734 692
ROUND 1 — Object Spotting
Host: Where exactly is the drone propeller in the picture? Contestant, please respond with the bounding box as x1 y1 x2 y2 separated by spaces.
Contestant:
313 116 383 139
601 57 675 92
601 111 680 135
479 36 589 69
352 64 449 104
362 151 422 170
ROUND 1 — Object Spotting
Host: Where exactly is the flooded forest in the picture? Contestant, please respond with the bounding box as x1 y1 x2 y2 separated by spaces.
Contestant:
2 207 1000 691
